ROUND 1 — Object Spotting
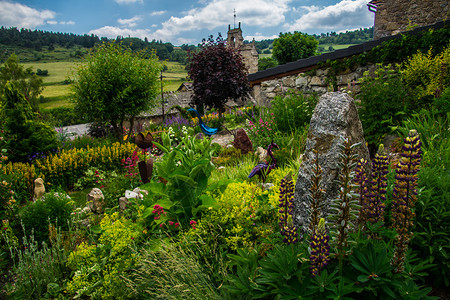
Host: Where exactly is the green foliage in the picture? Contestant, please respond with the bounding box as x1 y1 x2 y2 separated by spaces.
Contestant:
124 241 222 299
258 57 278 71
20 190 74 245
0 53 43 111
41 107 85 126
358 64 411 152
401 45 450 107
271 89 318 133
396 109 450 287
6 225 73 299
70 42 162 141
245 108 277 149
272 31 318 65
148 133 223 223
65 212 139 299
1 82 58 162
348 241 400 298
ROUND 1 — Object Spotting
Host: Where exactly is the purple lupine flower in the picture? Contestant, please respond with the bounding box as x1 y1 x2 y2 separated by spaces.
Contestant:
279 173 298 244
310 218 331 277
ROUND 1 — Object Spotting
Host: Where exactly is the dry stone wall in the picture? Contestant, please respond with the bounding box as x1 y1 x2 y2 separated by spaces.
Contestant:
256 64 377 107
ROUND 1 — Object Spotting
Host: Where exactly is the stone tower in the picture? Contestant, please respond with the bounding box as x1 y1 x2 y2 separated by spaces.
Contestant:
227 22 259 74
368 0 449 39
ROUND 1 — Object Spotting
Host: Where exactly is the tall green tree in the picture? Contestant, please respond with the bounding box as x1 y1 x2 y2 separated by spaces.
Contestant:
1 82 57 162
0 53 43 111
272 32 318 65
187 34 250 117
70 42 162 141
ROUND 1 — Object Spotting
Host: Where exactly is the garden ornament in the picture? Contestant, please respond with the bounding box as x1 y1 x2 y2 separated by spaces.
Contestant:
187 108 219 136
33 177 45 201
248 140 279 182
135 132 155 184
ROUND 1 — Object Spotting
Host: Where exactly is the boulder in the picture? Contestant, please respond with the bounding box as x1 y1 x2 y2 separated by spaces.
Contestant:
293 92 369 232
119 197 129 210
233 128 253 154
87 188 105 214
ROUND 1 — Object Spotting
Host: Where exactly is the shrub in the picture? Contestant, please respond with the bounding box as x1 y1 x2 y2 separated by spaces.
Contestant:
65 212 140 299
358 64 411 152
41 107 85 126
401 44 450 107
271 89 318 133
6 225 73 299
245 109 277 149
1 84 58 162
20 191 74 245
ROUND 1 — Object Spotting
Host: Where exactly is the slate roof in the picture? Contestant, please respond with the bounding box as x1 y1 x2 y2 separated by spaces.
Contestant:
248 20 447 85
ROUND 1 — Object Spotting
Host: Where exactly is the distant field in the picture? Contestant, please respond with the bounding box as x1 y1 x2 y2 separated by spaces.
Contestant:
21 60 188 110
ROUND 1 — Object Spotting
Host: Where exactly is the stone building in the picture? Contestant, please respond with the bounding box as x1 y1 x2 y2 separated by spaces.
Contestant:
227 22 259 74
368 0 449 40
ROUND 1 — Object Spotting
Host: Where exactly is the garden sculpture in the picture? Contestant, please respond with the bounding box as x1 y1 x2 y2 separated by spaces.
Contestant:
248 140 279 182
187 108 219 136
135 132 154 184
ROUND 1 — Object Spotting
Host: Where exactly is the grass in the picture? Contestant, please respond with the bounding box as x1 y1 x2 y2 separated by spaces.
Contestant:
25 60 188 110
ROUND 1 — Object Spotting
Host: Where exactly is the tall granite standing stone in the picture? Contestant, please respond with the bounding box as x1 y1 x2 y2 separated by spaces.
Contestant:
293 92 369 232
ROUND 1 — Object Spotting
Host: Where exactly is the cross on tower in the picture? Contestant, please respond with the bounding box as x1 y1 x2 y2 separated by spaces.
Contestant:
233 8 236 28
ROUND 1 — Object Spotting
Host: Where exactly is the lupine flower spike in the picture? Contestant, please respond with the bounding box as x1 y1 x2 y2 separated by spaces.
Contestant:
278 173 298 244
391 130 422 273
364 144 388 227
354 157 369 227
310 218 331 277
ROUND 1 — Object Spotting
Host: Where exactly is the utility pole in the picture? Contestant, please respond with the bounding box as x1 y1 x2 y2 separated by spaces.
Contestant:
160 70 165 123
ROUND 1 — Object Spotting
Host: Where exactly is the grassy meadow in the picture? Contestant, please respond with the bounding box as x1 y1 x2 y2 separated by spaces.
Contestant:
22 60 189 110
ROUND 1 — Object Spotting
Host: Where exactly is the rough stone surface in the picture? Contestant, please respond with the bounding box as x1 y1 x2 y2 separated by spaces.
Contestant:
233 128 253 154
87 188 105 214
293 92 369 232
373 0 448 39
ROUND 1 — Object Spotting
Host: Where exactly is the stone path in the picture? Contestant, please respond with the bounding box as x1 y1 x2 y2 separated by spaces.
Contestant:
59 123 236 147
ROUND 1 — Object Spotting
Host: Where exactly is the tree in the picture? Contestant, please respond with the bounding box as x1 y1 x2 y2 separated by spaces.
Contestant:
187 34 250 117
0 53 43 111
272 31 318 65
258 57 278 71
70 42 162 141
1 82 57 162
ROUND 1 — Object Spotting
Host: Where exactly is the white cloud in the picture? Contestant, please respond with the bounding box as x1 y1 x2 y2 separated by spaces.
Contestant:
0 1 55 28
286 0 373 33
88 26 156 40
60 20 75 25
115 0 143 4
153 0 291 42
118 16 142 27
150 10 166 16
47 20 57 25
245 33 278 41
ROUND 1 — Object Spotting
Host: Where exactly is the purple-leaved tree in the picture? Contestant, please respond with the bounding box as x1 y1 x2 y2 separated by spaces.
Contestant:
187 34 251 118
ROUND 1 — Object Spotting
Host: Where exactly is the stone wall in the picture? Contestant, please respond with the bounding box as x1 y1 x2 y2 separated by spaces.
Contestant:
373 0 449 39
255 64 377 107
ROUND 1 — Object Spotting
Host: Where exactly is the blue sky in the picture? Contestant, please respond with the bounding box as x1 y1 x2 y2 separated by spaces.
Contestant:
0 0 374 45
